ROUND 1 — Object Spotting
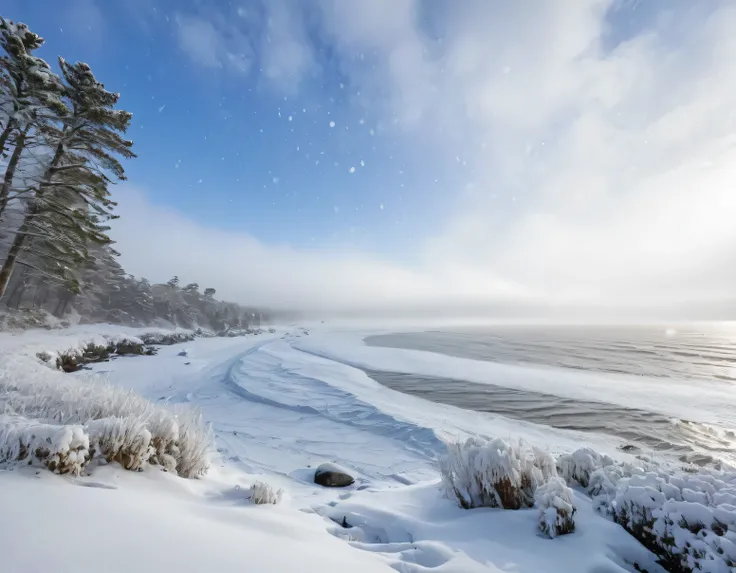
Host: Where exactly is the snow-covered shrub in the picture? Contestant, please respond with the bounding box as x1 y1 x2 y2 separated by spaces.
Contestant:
0 415 90 475
610 472 736 573
440 437 555 509
588 461 652 515
171 409 213 478
535 477 576 538
86 417 153 471
140 331 195 346
0 352 213 478
250 481 284 505
36 336 157 373
558 447 614 488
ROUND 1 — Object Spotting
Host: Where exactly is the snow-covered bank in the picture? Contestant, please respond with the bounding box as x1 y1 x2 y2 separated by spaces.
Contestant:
1 324 734 572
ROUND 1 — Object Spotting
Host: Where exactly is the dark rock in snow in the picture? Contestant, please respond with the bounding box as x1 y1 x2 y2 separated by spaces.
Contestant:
314 463 355 488
178 349 188 357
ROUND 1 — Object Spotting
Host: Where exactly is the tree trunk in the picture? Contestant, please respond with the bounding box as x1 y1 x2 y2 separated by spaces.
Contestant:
2 267 26 308
0 139 67 298
55 293 73 317
0 119 16 157
0 208 33 300
0 124 30 217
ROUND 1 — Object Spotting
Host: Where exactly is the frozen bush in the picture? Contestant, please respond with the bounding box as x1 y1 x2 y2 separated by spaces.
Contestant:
558 447 614 488
610 472 736 573
535 477 576 538
86 417 153 471
0 415 90 475
140 331 195 346
440 437 554 509
250 481 284 505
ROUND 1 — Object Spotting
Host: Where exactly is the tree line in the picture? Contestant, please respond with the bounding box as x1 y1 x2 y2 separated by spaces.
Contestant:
0 17 266 332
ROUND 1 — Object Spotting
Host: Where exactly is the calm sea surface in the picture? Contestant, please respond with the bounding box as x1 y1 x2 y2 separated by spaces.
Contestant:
365 324 736 467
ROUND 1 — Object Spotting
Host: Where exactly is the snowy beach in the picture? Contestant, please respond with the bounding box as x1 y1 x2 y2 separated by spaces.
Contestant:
1 324 734 572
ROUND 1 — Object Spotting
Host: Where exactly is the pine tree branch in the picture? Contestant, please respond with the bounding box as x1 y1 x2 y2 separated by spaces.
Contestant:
14 259 68 283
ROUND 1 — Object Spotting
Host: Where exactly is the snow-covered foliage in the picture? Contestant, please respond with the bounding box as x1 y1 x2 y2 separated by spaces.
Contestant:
250 481 284 505
440 436 556 509
30 331 153 371
535 477 576 538
140 331 196 346
606 470 736 572
0 415 90 475
0 335 213 477
558 447 615 488
86 417 154 472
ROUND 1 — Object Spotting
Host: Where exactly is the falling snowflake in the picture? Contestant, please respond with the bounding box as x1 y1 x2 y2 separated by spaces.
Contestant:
360 160 365 167
273 177 279 184
329 121 336 128
349 166 356 174
288 115 293 121
369 129 375 136
379 204 384 210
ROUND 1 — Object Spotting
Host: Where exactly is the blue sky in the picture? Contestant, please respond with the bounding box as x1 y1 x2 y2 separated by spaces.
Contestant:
3 1 735 317
4 0 468 259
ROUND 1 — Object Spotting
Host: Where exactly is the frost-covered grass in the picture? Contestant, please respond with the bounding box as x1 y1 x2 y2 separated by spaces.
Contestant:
439 436 556 509
250 481 284 505
0 329 214 478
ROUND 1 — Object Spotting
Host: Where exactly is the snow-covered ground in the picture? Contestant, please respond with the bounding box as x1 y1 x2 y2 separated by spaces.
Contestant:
0 324 732 572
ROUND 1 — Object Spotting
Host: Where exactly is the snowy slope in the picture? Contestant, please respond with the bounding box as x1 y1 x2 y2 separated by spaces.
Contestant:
0 324 721 572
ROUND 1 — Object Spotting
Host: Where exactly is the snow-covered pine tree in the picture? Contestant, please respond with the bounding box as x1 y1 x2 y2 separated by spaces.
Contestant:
0 17 66 217
0 57 135 300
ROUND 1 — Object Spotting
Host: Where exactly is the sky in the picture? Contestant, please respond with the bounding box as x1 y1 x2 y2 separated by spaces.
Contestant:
4 0 736 319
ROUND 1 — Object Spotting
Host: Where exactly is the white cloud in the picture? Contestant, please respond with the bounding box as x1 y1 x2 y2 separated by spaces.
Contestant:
174 3 314 90
260 0 315 92
154 1 736 317
175 13 253 74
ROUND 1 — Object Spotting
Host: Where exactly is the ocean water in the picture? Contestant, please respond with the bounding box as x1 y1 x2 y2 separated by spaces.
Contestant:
365 324 736 467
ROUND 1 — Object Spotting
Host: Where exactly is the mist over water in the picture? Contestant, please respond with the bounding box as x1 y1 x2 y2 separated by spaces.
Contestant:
364 324 736 467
